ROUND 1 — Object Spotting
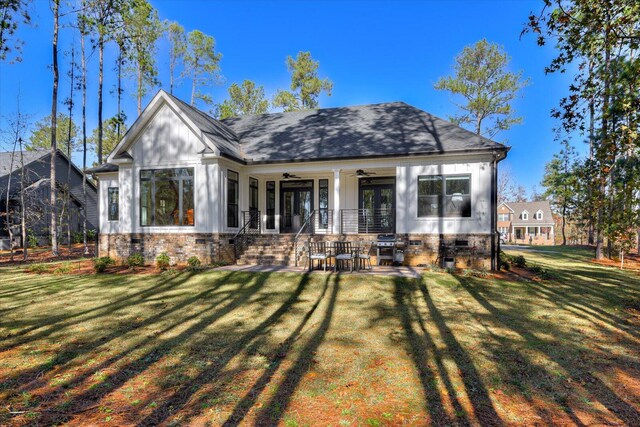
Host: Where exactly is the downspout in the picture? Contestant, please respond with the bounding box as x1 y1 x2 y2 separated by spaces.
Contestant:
492 149 508 271
491 150 499 271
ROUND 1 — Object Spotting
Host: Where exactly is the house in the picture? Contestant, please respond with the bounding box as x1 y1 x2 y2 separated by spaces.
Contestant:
0 149 98 249
497 201 555 245
89 90 509 269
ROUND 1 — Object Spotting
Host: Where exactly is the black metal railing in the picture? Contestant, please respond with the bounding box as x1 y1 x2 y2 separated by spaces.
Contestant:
293 210 315 267
340 208 395 234
233 210 261 260
315 208 333 234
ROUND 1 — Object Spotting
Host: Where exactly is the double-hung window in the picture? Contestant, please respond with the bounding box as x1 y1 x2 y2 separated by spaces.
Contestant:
417 175 471 218
140 168 194 226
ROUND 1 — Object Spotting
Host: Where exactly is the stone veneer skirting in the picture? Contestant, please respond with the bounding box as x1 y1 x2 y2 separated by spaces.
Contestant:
99 233 237 265
100 232 495 269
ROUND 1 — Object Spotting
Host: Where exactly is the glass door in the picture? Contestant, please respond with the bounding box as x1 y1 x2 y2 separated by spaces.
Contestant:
358 177 395 233
280 180 314 233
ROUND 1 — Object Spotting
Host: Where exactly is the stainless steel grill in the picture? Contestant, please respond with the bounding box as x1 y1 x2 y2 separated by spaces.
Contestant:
376 234 398 265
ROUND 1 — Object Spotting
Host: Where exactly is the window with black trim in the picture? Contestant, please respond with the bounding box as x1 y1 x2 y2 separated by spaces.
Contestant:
140 168 194 226
266 181 275 229
108 187 119 221
227 170 239 228
319 179 329 228
418 175 471 218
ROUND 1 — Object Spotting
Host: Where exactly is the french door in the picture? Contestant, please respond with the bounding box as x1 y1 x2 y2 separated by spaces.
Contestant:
280 180 314 233
358 177 395 233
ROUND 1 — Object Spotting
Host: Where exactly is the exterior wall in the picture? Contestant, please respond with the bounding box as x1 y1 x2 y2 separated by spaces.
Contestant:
396 160 492 235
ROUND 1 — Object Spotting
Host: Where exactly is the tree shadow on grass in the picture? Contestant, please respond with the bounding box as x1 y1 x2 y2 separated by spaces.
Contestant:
1 270 216 390
456 275 640 425
219 273 333 426
33 271 275 424
0 271 194 352
135 272 315 426
251 273 340 426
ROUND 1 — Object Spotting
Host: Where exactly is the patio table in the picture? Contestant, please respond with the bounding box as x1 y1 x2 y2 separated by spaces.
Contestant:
327 243 365 272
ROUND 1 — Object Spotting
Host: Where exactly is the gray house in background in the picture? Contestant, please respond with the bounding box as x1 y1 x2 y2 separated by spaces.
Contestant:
0 149 98 248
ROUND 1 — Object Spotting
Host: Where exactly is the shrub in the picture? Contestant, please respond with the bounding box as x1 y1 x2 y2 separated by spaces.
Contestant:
26 263 48 274
87 229 97 241
127 253 145 269
53 262 73 274
187 256 201 268
93 257 115 273
511 255 527 268
156 252 170 270
27 230 39 248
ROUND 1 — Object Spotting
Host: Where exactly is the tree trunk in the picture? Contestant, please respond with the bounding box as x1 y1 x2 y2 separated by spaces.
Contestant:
5 142 17 262
595 22 611 261
81 25 89 255
19 139 26 260
191 77 195 106
587 57 595 246
117 47 122 140
137 61 142 115
561 205 567 246
50 0 59 257
66 46 75 251
97 34 104 164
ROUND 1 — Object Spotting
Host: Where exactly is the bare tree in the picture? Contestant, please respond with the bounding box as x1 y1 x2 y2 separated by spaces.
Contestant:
79 1 89 255
18 137 26 260
50 0 60 257
64 44 76 251
4 137 17 261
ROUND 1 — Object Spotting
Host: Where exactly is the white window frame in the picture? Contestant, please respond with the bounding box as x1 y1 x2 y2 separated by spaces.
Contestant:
535 210 543 220
522 211 529 220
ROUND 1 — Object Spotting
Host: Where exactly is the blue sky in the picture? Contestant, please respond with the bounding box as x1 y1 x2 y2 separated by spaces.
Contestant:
0 0 583 191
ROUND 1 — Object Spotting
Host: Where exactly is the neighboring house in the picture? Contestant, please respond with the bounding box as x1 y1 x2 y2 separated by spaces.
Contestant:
497 201 555 245
0 149 98 249
89 90 509 269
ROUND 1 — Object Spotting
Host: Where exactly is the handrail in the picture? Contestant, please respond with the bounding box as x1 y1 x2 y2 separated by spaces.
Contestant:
233 210 261 260
293 210 315 267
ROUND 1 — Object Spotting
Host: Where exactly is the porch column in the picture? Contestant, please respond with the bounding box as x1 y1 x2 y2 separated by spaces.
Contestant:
537 226 540 237
333 169 340 234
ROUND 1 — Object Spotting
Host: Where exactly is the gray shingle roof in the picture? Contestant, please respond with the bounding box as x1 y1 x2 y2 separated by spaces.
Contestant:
0 150 49 178
86 163 118 174
221 101 506 163
96 92 508 172
504 201 555 225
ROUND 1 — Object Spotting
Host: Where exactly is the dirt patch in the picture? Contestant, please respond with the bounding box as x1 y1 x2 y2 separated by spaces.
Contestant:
0 244 96 266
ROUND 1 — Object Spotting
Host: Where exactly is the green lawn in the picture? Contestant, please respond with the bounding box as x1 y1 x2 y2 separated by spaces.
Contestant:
1 247 639 425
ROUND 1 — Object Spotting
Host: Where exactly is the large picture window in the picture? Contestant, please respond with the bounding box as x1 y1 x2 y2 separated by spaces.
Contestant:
418 175 471 218
227 170 239 228
108 187 119 221
140 168 194 226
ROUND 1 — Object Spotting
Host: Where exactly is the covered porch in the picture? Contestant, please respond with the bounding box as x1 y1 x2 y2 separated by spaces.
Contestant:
233 166 397 236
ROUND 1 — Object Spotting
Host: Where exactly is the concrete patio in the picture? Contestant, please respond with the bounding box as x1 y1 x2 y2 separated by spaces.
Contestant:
216 264 424 278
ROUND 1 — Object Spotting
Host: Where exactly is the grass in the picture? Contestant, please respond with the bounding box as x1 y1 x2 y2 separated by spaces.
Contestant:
0 246 639 425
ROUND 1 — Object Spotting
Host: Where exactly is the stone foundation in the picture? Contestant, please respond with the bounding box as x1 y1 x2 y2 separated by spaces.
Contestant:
99 232 494 269
99 233 236 265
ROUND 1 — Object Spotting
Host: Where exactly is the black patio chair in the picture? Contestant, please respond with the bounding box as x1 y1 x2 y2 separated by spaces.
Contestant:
308 241 332 271
334 241 354 272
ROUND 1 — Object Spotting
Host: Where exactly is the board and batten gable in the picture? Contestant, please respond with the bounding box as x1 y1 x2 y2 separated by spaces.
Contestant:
100 102 222 235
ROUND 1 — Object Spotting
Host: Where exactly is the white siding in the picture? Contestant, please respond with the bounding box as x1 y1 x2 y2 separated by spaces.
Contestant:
396 160 492 234
98 172 119 234
109 103 222 234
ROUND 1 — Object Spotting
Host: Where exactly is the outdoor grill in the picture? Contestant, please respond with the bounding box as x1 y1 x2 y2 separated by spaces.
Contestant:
376 234 404 265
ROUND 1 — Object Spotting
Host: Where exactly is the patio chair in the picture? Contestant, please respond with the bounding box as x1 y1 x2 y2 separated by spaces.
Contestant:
334 241 354 272
308 241 332 271
356 241 373 271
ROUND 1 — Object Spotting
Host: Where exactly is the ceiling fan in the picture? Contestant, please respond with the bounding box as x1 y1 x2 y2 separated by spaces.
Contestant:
282 172 301 180
351 169 376 178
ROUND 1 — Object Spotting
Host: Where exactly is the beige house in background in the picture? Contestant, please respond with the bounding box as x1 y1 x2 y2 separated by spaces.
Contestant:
498 201 555 245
